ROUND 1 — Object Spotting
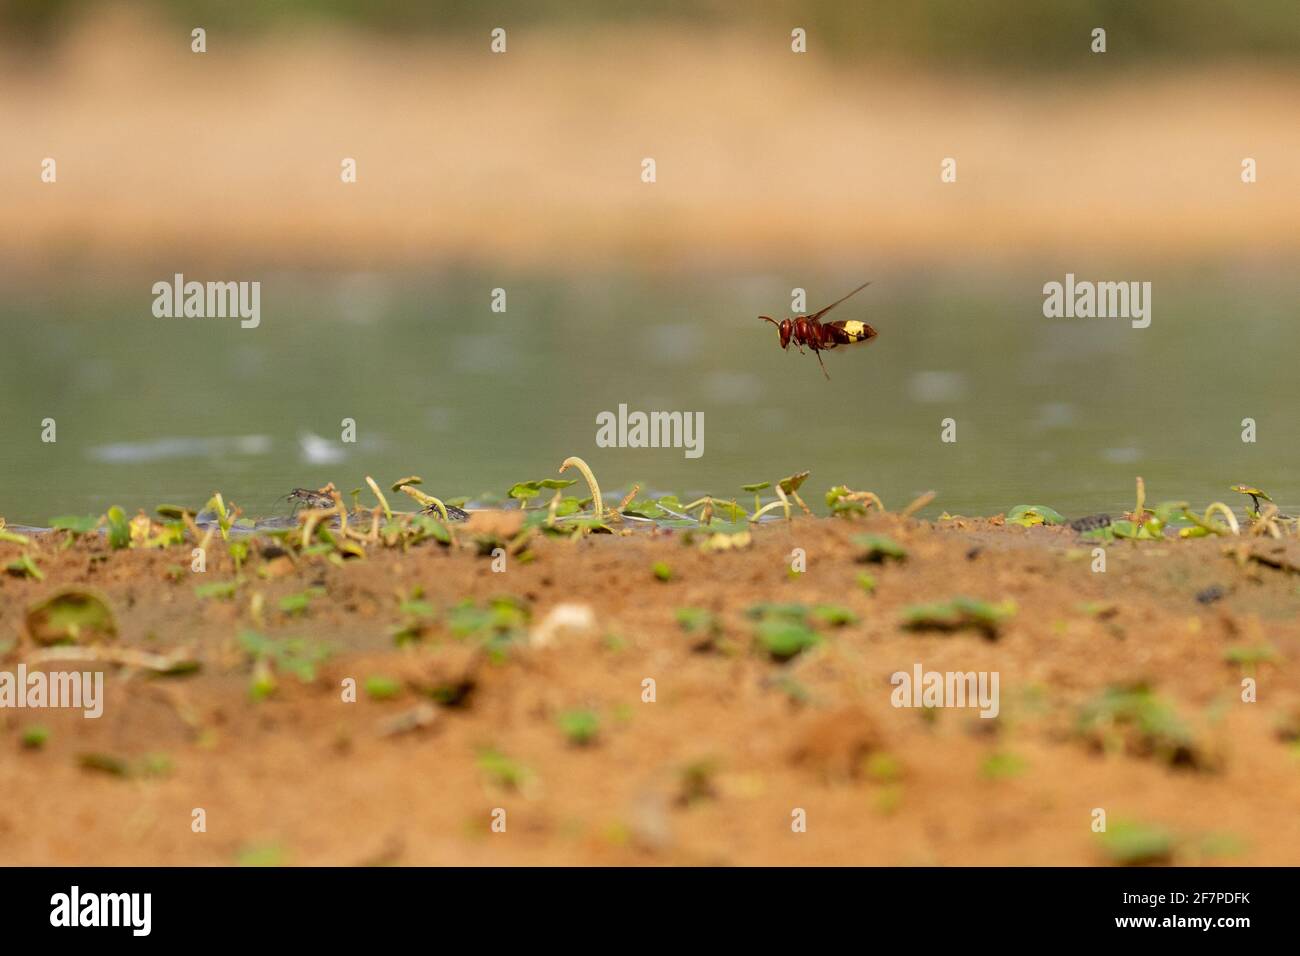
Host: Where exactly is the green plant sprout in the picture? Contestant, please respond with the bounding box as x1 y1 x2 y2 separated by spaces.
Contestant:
901 597 1016 639
855 534 908 563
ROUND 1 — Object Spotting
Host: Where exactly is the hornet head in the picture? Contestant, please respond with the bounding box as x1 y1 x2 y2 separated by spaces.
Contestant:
760 315 793 350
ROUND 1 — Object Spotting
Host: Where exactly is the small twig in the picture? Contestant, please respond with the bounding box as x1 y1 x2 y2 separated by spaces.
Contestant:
900 490 936 519
617 484 641 512
25 645 198 673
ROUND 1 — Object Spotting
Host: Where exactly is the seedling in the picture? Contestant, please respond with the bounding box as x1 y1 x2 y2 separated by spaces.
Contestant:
754 618 821 661
508 478 578 509
1076 684 1202 768
6 552 43 580
25 589 117 646
855 534 908 563
778 471 813 515
49 514 100 537
201 493 241 542
445 596 530 660
825 485 885 518
772 674 811 706
652 561 673 582
1222 645 1276 669
364 675 403 700
677 758 719 805
901 597 1016 639
278 586 325 616
675 607 723 651
228 539 250 573
238 629 331 684
741 481 771 514
1230 483 1273 518
237 844 288 867
979 751 1027 780
1098 820 1174 866
558 456 605 521
557 709 600 746
863 752 903 784
139 753 174 778
744 602 809 622
0 521 32 545
105 505 131 549
392 590 437 646
476 747 532 792
78 752 131 777
195 580 240 600
812 604 857 627
21 726 50 750
1005 505 1065 527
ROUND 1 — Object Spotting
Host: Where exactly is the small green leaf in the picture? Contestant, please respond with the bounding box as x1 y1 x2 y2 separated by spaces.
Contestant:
813 605 858 627
237 844 287 867
755 619 821 660
1099 821 1174 866
49 514 100 534
6 552 44 580
901 597 1016 638
745 603 808 623
105 505 131 549
364 675 403 700
78 752 131 777
557 709 600 746
855 534 908 563
476 747 532 791
674 607 716 633
778 471 810 494
25 589 117 645
980 751 1027 780
1005 504 1066 527
195 580 240 600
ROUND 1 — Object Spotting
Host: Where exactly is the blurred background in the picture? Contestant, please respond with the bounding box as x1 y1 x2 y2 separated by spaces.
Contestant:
1 0 1297 522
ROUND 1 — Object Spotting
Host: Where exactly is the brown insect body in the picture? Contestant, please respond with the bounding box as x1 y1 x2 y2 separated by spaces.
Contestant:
286 487 337 511
286 485 471 522
760 280 877 379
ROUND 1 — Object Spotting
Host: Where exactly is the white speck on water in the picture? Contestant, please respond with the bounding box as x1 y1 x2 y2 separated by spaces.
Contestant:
298 431 347 465
703 370 763 404
1033 402 1076 430
87 435 272 464
907 370 967 403
1103 446 1142 464
642 323 701 364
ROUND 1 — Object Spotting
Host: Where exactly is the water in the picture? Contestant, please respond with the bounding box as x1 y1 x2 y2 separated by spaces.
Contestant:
1 266 1296 525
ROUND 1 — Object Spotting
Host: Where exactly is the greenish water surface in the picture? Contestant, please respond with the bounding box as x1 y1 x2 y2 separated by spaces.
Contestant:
1 267 1295 525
